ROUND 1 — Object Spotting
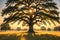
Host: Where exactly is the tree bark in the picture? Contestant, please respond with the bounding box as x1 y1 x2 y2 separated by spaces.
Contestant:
28 24 35 33
28 15 35 33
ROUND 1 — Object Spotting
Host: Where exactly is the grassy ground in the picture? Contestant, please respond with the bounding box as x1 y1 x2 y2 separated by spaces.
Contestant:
0 31 60 40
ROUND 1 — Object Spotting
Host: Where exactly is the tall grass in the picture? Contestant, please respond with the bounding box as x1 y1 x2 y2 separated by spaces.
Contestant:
0 33 60 40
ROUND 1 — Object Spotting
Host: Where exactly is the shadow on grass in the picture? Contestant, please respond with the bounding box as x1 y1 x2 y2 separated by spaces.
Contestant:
0 33 60 40
25 33 60 40
0 34 20 40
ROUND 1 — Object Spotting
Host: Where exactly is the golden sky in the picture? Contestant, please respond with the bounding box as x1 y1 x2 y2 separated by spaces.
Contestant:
0 0 60 29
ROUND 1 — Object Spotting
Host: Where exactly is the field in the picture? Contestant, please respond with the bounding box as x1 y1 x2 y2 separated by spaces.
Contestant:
0 31 60 40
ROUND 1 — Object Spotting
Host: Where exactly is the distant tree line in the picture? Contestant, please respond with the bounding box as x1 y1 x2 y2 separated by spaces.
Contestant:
0 23 60 31
40 26 51 31
0 23 11 31
54 26 60 31
40 26 60 31
0 23 27 31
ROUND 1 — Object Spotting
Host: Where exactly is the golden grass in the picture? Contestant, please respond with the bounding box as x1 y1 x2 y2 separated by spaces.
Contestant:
0 31 60 40
0 31 60 36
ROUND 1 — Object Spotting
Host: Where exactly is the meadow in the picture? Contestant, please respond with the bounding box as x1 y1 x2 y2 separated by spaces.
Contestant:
0 31 60 40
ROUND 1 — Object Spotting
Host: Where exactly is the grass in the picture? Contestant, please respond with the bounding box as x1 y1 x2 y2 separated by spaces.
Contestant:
0 34 60 40
25 34 60 40
0 31 60 40
0 34 19 40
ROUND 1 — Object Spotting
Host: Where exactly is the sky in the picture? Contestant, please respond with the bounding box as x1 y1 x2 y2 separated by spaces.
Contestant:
0 0 6 24
0 0 60 29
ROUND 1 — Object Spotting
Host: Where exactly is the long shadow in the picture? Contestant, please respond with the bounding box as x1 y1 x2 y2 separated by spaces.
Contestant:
0 33 60 40
0 34 20 40
24 33 60 40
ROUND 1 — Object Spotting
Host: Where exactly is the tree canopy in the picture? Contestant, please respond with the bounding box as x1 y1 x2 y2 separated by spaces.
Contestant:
1 0 60 32
1 23 11 31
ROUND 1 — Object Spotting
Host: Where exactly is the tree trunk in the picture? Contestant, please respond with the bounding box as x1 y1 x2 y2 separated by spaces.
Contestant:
28 25 35 33
28 15 35 33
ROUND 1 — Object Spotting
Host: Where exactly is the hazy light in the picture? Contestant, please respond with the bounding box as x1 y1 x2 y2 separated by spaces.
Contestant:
28 8 36 15
29 9 33 13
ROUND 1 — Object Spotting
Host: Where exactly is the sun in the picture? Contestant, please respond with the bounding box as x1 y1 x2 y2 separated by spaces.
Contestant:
28 8 36 15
